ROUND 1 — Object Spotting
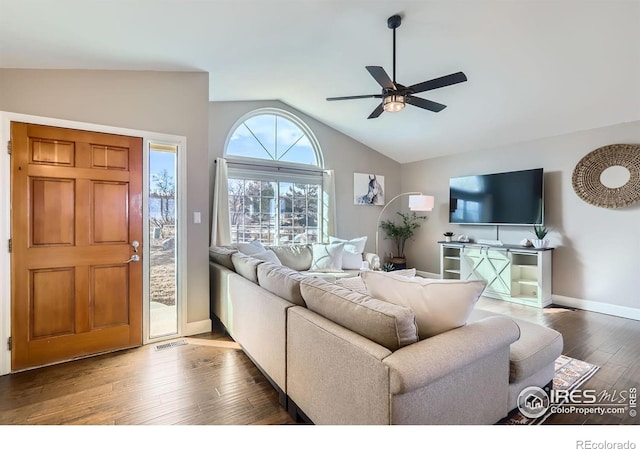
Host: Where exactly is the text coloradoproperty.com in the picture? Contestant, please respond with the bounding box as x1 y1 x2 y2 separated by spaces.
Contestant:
552 405 628 415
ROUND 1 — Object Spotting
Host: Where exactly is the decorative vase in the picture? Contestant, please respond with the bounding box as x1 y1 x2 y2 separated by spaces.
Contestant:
445 236 452 242
532 239 549 249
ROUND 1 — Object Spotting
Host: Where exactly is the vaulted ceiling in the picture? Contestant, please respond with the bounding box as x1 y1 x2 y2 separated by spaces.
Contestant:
1 0 639 163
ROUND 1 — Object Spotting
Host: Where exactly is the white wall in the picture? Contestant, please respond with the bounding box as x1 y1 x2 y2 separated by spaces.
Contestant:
401 121 640 314
0 69 211 325
209 100 402 256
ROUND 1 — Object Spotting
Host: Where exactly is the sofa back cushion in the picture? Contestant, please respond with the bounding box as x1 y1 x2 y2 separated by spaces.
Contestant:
231 252 264 284
209 245 238 271
361 270 485 339
234 240 266 256
266 244 313 271
235 241 283 266
300 277 418 351
257 262 307 307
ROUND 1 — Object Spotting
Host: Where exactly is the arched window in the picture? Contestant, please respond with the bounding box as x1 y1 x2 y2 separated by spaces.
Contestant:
226 110 322 167
224 108 324 245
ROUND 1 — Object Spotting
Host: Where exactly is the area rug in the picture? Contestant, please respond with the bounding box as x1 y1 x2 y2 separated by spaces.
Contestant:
500 355 599 425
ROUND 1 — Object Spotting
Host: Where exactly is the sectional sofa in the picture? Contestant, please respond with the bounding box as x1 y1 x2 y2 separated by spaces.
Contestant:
208 244 563 424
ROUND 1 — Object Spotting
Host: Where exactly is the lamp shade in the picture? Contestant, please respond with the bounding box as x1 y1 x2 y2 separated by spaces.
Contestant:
408 194 434 211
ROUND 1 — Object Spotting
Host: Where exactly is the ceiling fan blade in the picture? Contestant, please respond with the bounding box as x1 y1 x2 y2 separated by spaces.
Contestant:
367 103 384 119
408 72 467 94
366 66 396 90
326 94 383 101
406 95 447 113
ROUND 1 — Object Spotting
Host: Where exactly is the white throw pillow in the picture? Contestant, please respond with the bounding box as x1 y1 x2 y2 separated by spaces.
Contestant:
309 243 345 272
360 270 486 339
235 240 266 256
329 236 367 270
252 249 282 265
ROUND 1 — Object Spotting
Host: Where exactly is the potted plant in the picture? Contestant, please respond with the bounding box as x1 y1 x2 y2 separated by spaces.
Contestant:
382 262 396 272
532 225 550 249
443 231 454 242
379 211 426 269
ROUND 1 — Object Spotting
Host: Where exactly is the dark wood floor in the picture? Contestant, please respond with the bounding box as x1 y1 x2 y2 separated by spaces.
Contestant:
0 297 638 426
0 332 293 425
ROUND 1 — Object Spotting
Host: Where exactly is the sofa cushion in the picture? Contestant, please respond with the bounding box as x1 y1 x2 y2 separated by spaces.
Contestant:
231 252 264 284
300 277 418 351
330 236 367 269
234 240 266 256
235 241 282 265
299 270 360 280
309 242 345 272
335 276 367 293
267 244 313 271
389 268 417 277
209 245 238 271
334 269 416 293
361 271 486 339
257 262 306 307
252 249 282 265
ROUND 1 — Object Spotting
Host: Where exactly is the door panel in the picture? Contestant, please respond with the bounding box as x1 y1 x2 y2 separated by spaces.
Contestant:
93 181 129 243
31 268 75 337
92 265 129 328
31 178 76 246
91 145 129 170
11 122 143 371
30 138 75 166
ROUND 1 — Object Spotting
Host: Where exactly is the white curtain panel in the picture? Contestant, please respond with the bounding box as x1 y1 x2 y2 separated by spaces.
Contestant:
211 157 231 247
322 169 336 243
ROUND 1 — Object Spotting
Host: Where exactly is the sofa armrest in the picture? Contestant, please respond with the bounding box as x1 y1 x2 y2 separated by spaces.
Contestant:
383 316 520 394
287 307 393 424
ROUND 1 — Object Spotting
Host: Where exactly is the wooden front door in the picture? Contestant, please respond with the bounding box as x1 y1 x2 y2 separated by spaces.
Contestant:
10 122 143 371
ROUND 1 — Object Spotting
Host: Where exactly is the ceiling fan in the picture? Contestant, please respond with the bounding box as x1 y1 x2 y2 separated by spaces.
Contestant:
326 14 468 119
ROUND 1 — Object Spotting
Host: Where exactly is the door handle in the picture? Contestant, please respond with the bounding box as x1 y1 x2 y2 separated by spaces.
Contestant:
124 255 140 263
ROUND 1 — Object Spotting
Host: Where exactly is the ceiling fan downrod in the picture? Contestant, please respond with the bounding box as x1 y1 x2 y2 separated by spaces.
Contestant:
388 14 401 84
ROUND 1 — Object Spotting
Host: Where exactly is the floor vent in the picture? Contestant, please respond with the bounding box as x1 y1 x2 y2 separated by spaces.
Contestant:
155 340 187 351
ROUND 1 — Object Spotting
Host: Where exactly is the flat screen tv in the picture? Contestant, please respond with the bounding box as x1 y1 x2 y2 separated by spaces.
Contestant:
449 168 544 225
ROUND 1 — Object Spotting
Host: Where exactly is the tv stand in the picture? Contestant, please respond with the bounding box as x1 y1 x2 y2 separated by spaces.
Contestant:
439 242 553 308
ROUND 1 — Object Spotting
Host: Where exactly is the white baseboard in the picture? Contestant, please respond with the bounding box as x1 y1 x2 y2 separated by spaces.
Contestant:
183 319 212 336
552 294 640 321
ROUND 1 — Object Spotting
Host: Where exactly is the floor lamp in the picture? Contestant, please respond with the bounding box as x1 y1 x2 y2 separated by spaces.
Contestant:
375 192 435 262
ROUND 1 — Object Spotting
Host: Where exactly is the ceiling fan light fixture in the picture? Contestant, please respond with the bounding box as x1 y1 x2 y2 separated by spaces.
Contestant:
383 95 405 112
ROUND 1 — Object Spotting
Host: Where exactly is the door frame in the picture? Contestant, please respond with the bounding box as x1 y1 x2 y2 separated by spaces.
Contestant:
0 112 188 375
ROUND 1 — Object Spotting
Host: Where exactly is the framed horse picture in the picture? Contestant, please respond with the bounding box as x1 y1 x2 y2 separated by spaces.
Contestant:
354 173 385 206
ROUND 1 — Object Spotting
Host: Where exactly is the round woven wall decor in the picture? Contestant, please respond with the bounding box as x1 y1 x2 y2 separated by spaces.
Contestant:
572 144 640 209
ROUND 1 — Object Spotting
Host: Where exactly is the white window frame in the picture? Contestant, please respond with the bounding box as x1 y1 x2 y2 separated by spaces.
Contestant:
224 107 324 170
224 108 325 245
